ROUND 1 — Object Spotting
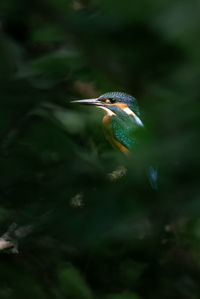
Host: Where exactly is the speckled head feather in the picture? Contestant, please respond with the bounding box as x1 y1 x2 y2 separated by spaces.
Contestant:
99 92 140 116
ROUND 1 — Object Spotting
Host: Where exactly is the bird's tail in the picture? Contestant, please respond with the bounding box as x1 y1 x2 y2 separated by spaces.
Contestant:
148 166 158 190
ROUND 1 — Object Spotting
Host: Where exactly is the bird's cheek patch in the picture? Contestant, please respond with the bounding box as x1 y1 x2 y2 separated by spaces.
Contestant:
115 103 128 110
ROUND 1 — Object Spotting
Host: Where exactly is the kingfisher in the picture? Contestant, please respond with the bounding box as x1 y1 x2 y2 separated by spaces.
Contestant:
71 92 157 189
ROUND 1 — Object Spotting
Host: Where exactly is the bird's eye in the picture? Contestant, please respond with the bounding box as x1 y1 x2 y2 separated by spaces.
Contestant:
109 98 116 103
101 97 110 103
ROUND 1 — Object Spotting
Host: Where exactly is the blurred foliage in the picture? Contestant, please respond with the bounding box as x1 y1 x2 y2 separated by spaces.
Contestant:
0 0 200 298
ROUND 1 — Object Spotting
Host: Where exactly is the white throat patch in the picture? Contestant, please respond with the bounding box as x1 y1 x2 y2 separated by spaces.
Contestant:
98 106 116 116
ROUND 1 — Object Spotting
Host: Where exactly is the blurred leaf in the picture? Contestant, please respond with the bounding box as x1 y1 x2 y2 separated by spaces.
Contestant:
32 25 65 43
58 263 93 299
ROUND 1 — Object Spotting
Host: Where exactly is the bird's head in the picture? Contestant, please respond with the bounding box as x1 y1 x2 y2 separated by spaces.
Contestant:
71 91 140 118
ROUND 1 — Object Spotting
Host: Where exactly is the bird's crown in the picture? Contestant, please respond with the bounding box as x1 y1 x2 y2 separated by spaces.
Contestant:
99 92 140 116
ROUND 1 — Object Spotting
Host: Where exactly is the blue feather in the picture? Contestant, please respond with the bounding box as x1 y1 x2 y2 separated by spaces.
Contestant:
148 166 158 190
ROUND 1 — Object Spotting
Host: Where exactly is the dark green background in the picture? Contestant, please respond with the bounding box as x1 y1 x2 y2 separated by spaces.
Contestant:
0 0 200 298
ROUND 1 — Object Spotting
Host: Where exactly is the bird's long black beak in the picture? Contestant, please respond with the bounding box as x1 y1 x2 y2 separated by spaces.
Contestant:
71 98 103 106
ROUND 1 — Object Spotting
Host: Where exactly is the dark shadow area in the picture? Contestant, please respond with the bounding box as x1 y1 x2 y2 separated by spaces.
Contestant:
0 0 200 298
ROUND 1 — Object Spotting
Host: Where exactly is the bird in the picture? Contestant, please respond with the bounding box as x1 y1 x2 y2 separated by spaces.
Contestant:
71 91 157 189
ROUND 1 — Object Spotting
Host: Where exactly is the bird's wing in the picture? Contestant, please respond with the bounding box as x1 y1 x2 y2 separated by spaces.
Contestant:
111 115 142 150
110 115 158 189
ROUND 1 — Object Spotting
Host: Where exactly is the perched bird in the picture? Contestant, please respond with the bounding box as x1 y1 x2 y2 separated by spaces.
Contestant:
71 92 157 189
